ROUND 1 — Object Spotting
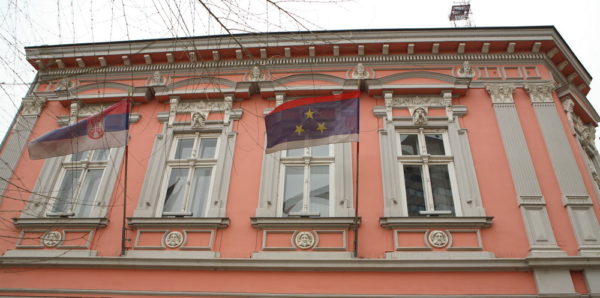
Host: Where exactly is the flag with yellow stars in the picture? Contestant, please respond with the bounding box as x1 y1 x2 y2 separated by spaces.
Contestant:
265 91 359 153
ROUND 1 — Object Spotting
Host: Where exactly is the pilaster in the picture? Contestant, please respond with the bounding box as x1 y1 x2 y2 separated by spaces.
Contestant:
485 84 564 256
525 83 600 255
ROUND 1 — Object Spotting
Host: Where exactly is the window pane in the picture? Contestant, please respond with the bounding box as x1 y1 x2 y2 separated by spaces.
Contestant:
309 165 329 216
163 168 189 213
72 151 89 162
425 134 445 155
52 170 82 214
92 149 110 161
429 165 455 214
189 167 213 217
283 167 304 216
311 145 329 157
76 169 103 217
174 139 194 159
199 138 218 159
403 165 426 216
286 148 303 157
400 134 419 155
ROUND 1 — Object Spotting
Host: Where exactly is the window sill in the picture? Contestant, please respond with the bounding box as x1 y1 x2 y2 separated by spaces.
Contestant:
12 217 108 229
251 217 360 229
379 216 493 229
127 217 230 229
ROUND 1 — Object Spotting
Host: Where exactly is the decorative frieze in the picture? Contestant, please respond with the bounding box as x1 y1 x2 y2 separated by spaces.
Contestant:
485 84 515 104
525 83 555 103
388 95 447 108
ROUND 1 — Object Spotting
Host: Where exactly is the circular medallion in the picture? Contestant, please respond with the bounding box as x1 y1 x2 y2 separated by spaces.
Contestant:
41 231 62 247
294 231 316 250
427 230 450 248
164 231 184 248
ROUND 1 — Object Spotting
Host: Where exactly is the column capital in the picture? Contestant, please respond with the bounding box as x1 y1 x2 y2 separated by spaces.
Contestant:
485 84 515 104
525 83 555 103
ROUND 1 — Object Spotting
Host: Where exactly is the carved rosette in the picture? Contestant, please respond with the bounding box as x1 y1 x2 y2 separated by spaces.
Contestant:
164 231 184 248
427 230 450 248
293 231 316 250
41 231 62 247
485 84 515 104
21 97 47 116
525 83 555 103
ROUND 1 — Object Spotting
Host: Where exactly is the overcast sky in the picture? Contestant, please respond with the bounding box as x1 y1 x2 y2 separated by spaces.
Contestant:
0 0 598 141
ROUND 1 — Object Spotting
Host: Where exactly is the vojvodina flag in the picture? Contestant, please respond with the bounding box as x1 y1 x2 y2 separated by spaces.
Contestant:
28 100 129 160
265 91 359 153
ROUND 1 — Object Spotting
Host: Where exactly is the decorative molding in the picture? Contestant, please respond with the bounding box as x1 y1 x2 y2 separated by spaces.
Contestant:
164 231 185 248
389 96 447 108
485 84 515 104
127 217 230 229
4 254 600 271
38 53 548 79
251 217 359 229
13 217 108 229
293 231 317 250
146 71 168 87
525 83 555 103
379 217 493 229
247 65 269 81
41 231 62 247
410 107 428 125
350 63 371 79
427 230 450 248
21 97 47 116
457 61 475 78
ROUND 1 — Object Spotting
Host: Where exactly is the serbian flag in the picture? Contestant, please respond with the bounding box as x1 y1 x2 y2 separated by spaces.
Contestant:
28 101 129 160
265 91 359 153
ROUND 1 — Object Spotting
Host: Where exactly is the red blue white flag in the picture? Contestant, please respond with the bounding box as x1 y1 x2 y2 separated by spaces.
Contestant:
265 91 359 153
28 101 130 160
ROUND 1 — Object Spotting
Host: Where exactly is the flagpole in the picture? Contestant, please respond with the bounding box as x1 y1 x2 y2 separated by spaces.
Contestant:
120 98 130 256
353 140 360 258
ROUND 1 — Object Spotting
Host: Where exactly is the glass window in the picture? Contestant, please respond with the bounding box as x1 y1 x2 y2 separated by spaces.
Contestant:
398 130 457 216
280 146 333 217
161 134 218 217
48 149 110 217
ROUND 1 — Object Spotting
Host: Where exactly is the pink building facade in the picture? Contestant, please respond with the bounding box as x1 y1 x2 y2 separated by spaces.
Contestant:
0 27 599 297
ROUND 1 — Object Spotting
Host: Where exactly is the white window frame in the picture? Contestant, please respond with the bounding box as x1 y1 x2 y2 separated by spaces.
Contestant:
157 133 219 217
277 145 335 217
396 128 462 216
46 149 111 217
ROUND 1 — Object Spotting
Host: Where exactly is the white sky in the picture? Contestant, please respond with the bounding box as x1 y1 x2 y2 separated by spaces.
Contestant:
0 0 598 141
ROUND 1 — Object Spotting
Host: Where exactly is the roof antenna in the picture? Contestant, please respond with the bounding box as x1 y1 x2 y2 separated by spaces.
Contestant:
449 0 474 28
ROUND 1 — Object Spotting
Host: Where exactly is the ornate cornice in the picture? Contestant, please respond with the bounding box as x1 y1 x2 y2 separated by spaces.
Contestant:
38 53 546 79
485 84 516 104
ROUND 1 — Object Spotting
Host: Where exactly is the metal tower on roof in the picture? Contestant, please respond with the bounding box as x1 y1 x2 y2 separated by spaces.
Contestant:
449 0 473 27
